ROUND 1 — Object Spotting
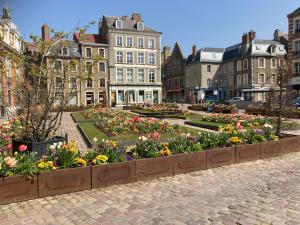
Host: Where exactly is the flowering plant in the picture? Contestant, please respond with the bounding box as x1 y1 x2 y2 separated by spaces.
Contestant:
168 135 202 154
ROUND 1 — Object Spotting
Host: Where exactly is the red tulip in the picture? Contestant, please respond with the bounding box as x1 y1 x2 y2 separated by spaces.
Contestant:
18 144 28 152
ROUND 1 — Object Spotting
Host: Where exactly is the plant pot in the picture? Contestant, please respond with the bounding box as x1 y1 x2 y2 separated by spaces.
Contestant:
92 161 136 188
236 143 261 163
261 140 285 159
136 156 174 180
281 136 300 154
38 167 91 197
12 135 68 157
174 151 207 175
0 176 38 205
206 146 236 169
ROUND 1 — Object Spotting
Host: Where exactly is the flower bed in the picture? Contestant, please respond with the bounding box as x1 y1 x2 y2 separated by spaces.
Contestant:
188 104 238 114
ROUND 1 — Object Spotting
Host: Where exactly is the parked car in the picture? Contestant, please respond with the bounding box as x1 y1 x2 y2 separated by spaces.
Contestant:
293 97 300 108
225 97 244 105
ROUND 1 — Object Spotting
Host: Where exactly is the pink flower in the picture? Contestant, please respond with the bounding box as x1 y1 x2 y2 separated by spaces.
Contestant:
7 144 12 149
18 144 28 152
4 156 17 168
149 132 161 140
236 122 243 130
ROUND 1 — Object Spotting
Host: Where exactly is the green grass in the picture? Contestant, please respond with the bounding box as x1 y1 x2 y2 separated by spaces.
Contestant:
188 119 225 127
78 122 200 144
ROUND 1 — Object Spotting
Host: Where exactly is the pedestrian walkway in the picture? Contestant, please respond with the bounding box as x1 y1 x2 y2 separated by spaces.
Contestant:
1 152 300 224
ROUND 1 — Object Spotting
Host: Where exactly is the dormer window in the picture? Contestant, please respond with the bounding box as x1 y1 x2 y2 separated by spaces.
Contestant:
270 45 276 54
115 19 123 29
62 47 68 56
137 22 144 31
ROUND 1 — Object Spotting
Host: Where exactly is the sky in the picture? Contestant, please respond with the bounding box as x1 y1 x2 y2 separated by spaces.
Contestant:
3 0 300 56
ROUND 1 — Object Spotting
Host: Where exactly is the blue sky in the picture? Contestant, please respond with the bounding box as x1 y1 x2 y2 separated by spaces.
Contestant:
3 0 299 56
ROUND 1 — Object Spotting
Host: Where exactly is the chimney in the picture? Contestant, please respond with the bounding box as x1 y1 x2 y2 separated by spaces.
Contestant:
192 45 197 57
132 13 142 22
42 23 50 41
242 33 249 44
248 30 256 42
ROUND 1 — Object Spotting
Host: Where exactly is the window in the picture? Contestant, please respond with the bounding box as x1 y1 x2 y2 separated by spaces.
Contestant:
99 91 105 103
237 60 242 71
56 77 63 88
271 58 277 68
98 49 105 58
270 46 276 54
55 60 63 71
237 75 242 85
148 69 155 83
69 61 77 71
138 69 145 82
138 53 144 64
295 62 300 75
149 53 155 64
100 78 105 87
294 40 300 54
145 91 152 101
207 65 211 73
99 62 105 72
137 22 144 30
86 92 94 105
116 36 123 46
207 79 211 87
243 74 248 85
115 19 123 29
126 37 133 47
85 62 93 74
243 59 248 70
128 90 135 102
87 78 93 88
148 39 155 49
126 52 133 63
86 48 92 58
10 33 14 46
138 90 144 103
258 58 265 68
271 74 276 83
116 51 123 63
258 73 265 83
118 90 124 102
62 47 68 56
138 38 144 48
116 68 124 82
69 77 77 88
127 68 134 82
295 19 300 32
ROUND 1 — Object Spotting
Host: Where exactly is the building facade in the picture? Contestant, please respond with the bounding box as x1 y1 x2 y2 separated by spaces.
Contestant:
100 13 162 107
161 42 185 103
288 7 300 94
0 6 22 109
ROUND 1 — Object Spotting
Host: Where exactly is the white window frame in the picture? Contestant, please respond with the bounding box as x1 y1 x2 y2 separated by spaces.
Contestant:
99 78 106 87
116 68 124 82
137 37 144 48
55 59 63 71
116 51 123 63
98 48 105 58
271 58 277 68
243 74 248 85
243 59 248 70
237 60 242 71
148 38 155 49
115 19 123 29
126 52 133 64
138 52 144 64
85 47 92 58
207 79 211 87
258 58 265 68
69 77 77 89
126 36 133 47
148 53 155 64
85 61 93 73
138 69 145 82
127 68 134 82
61 47 69 56
98 61 106 72
270 74 276 83
237 75 242 85
86 77 93 88
258 73 265 83
148 69 155 83
137 22 144 31
116 36 123 47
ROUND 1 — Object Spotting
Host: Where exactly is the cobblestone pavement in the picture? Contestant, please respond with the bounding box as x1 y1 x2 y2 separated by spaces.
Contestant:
57 112 88 152
1 152 300 225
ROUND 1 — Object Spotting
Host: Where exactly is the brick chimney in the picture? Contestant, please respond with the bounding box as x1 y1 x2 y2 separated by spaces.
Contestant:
192 45 197 57
132 13 142 22
41 23 50 41
242 33 249 44
248 30 256 42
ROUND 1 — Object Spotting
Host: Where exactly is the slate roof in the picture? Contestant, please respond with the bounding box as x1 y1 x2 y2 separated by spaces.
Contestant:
102 15 161 33
288 7 300 17
47 40 81 58
185 47 224 64
253 39 282 45
73 33 104 44
202 47 224 53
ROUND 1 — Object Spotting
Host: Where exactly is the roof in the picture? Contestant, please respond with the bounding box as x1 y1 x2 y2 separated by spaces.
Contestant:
288 7 300 17
202 47 224 53
73 33 104 44
46 39 81 58
253 39 281 45
102 15 160 33
185 47 224 64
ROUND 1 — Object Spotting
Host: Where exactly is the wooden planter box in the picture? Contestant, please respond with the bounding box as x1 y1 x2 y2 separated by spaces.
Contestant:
281 136 300 154
206 146 236 169
0 176 38 205
38 167 91 197
174 151 206 175
92 161 136 188
136 156 174 180
261 140 285 159
236 143 261 163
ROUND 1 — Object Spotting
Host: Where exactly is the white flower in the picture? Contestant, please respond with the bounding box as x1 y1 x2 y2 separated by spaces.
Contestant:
138 136 147 141
264 124 273 129
49 145 56 150
93 137 98 143
198 132 202 136
58 142 63 146
186 133 191 137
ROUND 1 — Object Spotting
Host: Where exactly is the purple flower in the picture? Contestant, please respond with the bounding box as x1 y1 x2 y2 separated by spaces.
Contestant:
254 129 265 135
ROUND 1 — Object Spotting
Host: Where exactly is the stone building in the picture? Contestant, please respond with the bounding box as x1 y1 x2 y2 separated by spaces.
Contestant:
185 45 224 103
161 46 172 101
288 7 300 94
161 42 185 102
0 5 22 110
99 13 162 107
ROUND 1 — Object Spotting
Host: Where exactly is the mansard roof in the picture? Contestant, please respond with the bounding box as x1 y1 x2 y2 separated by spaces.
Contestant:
186 47 224 64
